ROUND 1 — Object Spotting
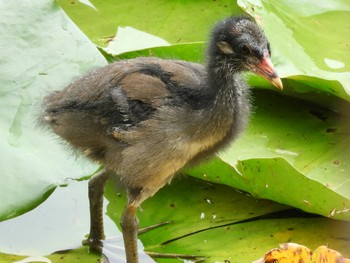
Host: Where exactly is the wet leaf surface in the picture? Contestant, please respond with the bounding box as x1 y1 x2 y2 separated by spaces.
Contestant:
189 90 350 220
238 0 350 103
0 0 103 221
56 0 242 47
2 176 349 263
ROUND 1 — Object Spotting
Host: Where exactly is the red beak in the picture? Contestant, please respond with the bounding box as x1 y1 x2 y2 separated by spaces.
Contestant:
255 51 283 90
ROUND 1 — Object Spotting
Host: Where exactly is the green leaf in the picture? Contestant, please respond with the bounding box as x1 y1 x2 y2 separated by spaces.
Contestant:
4 176 349 263
0 248 100 263
56 0 243 47
0 0 103 221
149 217 350 262
105 176 288 243
238 0 350 103
106 177 350 262
189 90 350 220
104 43 206 63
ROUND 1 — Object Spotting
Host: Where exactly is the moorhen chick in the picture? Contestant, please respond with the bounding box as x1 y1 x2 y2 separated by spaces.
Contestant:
42 16 282 263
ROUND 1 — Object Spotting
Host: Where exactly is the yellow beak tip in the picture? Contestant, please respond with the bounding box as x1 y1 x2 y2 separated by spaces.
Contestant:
271 77 283 90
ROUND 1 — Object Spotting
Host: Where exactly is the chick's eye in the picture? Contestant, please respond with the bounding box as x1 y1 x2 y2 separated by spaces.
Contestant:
239 44 251 55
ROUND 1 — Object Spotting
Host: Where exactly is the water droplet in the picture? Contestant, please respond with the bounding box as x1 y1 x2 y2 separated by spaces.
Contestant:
303 200 311 206
275 149 298 156
206 198 212 204
79 0 97 10
324 58 345 69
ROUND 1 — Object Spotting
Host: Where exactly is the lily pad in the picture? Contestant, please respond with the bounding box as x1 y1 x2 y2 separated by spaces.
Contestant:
0 0 103 220
5 176 349 263
56 0 243 47
238 0 350 103
147 217 350 262
105 177 350 262
102 43 206 63
189 90 350 220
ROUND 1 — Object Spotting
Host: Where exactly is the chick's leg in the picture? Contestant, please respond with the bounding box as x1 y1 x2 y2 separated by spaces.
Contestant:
83 168 113 250
121 202 139 263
